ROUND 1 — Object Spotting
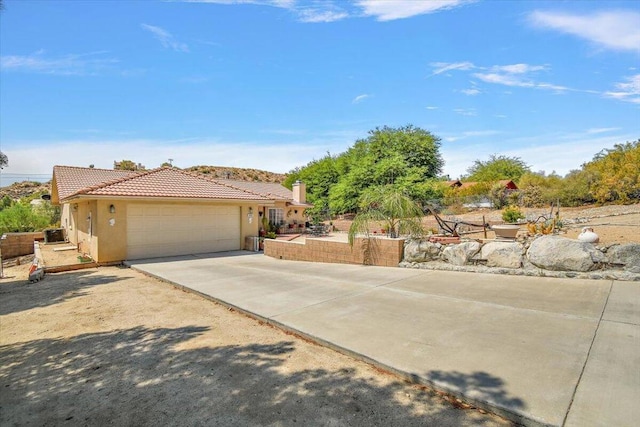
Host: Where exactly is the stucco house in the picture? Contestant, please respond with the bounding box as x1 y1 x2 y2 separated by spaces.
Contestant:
51 166 310 263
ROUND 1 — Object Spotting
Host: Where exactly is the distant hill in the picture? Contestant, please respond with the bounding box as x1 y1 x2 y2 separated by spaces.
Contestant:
0 166 286 201
185 165 286 183
0 181 51 201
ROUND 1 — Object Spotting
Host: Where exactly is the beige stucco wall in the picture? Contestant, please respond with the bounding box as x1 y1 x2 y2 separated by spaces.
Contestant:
61 199 261 263
93 199 127 263
72 200 98 258
261 201 308 228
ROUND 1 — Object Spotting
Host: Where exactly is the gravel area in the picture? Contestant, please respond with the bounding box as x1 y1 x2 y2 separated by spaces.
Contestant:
0 265 511 426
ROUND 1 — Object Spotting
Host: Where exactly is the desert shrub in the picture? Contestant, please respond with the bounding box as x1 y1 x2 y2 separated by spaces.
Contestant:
0 203 52 234
502 205 524 223
520 185 545 207
490 183 509 209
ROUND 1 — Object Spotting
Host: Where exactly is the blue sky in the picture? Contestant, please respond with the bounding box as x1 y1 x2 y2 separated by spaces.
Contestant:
1 0 638 186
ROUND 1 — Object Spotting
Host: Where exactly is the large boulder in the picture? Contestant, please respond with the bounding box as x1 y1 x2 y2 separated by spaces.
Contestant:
404 240 441 263
607 243 640 273
480 242 523 268
527 236 606 272
442 241 481 266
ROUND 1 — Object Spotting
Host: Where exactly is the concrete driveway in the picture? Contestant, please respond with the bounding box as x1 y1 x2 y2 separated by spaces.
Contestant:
127 252 639 427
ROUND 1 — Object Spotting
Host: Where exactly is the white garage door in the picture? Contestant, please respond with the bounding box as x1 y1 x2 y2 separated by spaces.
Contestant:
126 204 240 259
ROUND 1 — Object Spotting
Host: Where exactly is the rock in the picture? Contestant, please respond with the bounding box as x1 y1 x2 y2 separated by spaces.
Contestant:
442 241 481 266
606 243 640 271
527 236 606 272
480 242 523 268
404 240 441 263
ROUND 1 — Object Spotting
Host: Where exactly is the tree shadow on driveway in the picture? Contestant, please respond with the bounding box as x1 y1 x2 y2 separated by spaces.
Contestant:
0 325 518 426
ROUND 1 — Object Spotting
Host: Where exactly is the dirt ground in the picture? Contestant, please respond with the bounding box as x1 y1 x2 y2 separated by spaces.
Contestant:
333 203 640 245
0 265 511 426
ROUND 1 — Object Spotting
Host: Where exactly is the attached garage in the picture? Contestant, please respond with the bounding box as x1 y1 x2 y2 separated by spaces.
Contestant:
126 204 241 259
52 166 277 264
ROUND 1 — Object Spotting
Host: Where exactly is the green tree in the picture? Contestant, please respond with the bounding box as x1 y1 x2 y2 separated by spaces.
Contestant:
284 153 340 212
464 155 530 183
286 126 443 215
348 185 424 245
584 140 640 203
331 125 443 214
0 202 51 233
114 160 143 171
0 151 7 169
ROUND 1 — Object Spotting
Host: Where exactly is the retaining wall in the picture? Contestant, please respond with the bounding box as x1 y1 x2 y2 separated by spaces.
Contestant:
401 236 640 281
264 237 405 267
1 232 44 259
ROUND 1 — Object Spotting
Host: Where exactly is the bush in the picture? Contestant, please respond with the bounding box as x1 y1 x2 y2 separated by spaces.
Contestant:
0 203 52 234
520 185 545 207
502 205 524 223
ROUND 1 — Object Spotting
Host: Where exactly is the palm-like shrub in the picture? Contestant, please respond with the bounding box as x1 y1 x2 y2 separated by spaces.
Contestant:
348 185 424 246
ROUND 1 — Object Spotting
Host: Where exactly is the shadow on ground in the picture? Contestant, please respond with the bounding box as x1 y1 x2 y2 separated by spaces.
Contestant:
425 370 526 413
0 269 131 316
0 325 519 426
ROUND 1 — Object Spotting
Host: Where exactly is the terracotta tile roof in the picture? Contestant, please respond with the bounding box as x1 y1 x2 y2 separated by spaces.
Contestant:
53 166 137 201
217 180 292 200
55 166 272 202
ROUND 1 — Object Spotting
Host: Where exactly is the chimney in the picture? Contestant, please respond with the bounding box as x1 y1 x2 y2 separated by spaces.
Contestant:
292 180 306 204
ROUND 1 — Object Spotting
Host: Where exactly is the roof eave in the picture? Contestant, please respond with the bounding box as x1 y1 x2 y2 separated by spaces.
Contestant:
60 194 276 205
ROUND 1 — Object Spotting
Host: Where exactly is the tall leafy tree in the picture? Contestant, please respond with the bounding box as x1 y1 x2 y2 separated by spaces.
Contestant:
0 151 7 169
285 125 443 215
463 155 530 183
584 140 640 203
284 153 340 213
330 126 443 214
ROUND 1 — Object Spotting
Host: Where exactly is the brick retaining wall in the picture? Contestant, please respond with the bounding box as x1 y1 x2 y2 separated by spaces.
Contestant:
1 232 44 259
264 237 405 267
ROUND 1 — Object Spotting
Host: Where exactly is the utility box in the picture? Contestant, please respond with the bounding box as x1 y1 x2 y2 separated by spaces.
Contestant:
245 236 260 252
44 228 65 244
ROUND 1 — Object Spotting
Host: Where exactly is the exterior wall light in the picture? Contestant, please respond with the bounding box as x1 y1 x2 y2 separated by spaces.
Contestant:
109 204 116 214
247 207 254 224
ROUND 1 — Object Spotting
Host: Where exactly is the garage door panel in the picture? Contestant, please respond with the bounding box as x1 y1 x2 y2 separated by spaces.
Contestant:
126 204 240 259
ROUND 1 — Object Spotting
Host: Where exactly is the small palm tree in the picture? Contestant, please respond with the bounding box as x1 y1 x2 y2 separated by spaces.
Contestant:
348 185 424 246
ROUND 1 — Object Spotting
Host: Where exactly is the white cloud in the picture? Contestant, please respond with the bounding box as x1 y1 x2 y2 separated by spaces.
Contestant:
184 0 295 6
453 108 477 116
184 0 348 22
425 106 439 110
490 64 548 74
141 24 189 52
473 72 535 88
442 129 501 142
356 0 475 21
352 94 371 104
473 64 571 93
528 10 640 53
460 88 481 96
297 8 348 23
605 74 640 104
586 127 620 134
0 51 118 75
429 61 475 76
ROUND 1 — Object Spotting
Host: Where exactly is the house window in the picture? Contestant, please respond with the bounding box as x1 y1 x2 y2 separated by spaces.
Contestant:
268 208 284 226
